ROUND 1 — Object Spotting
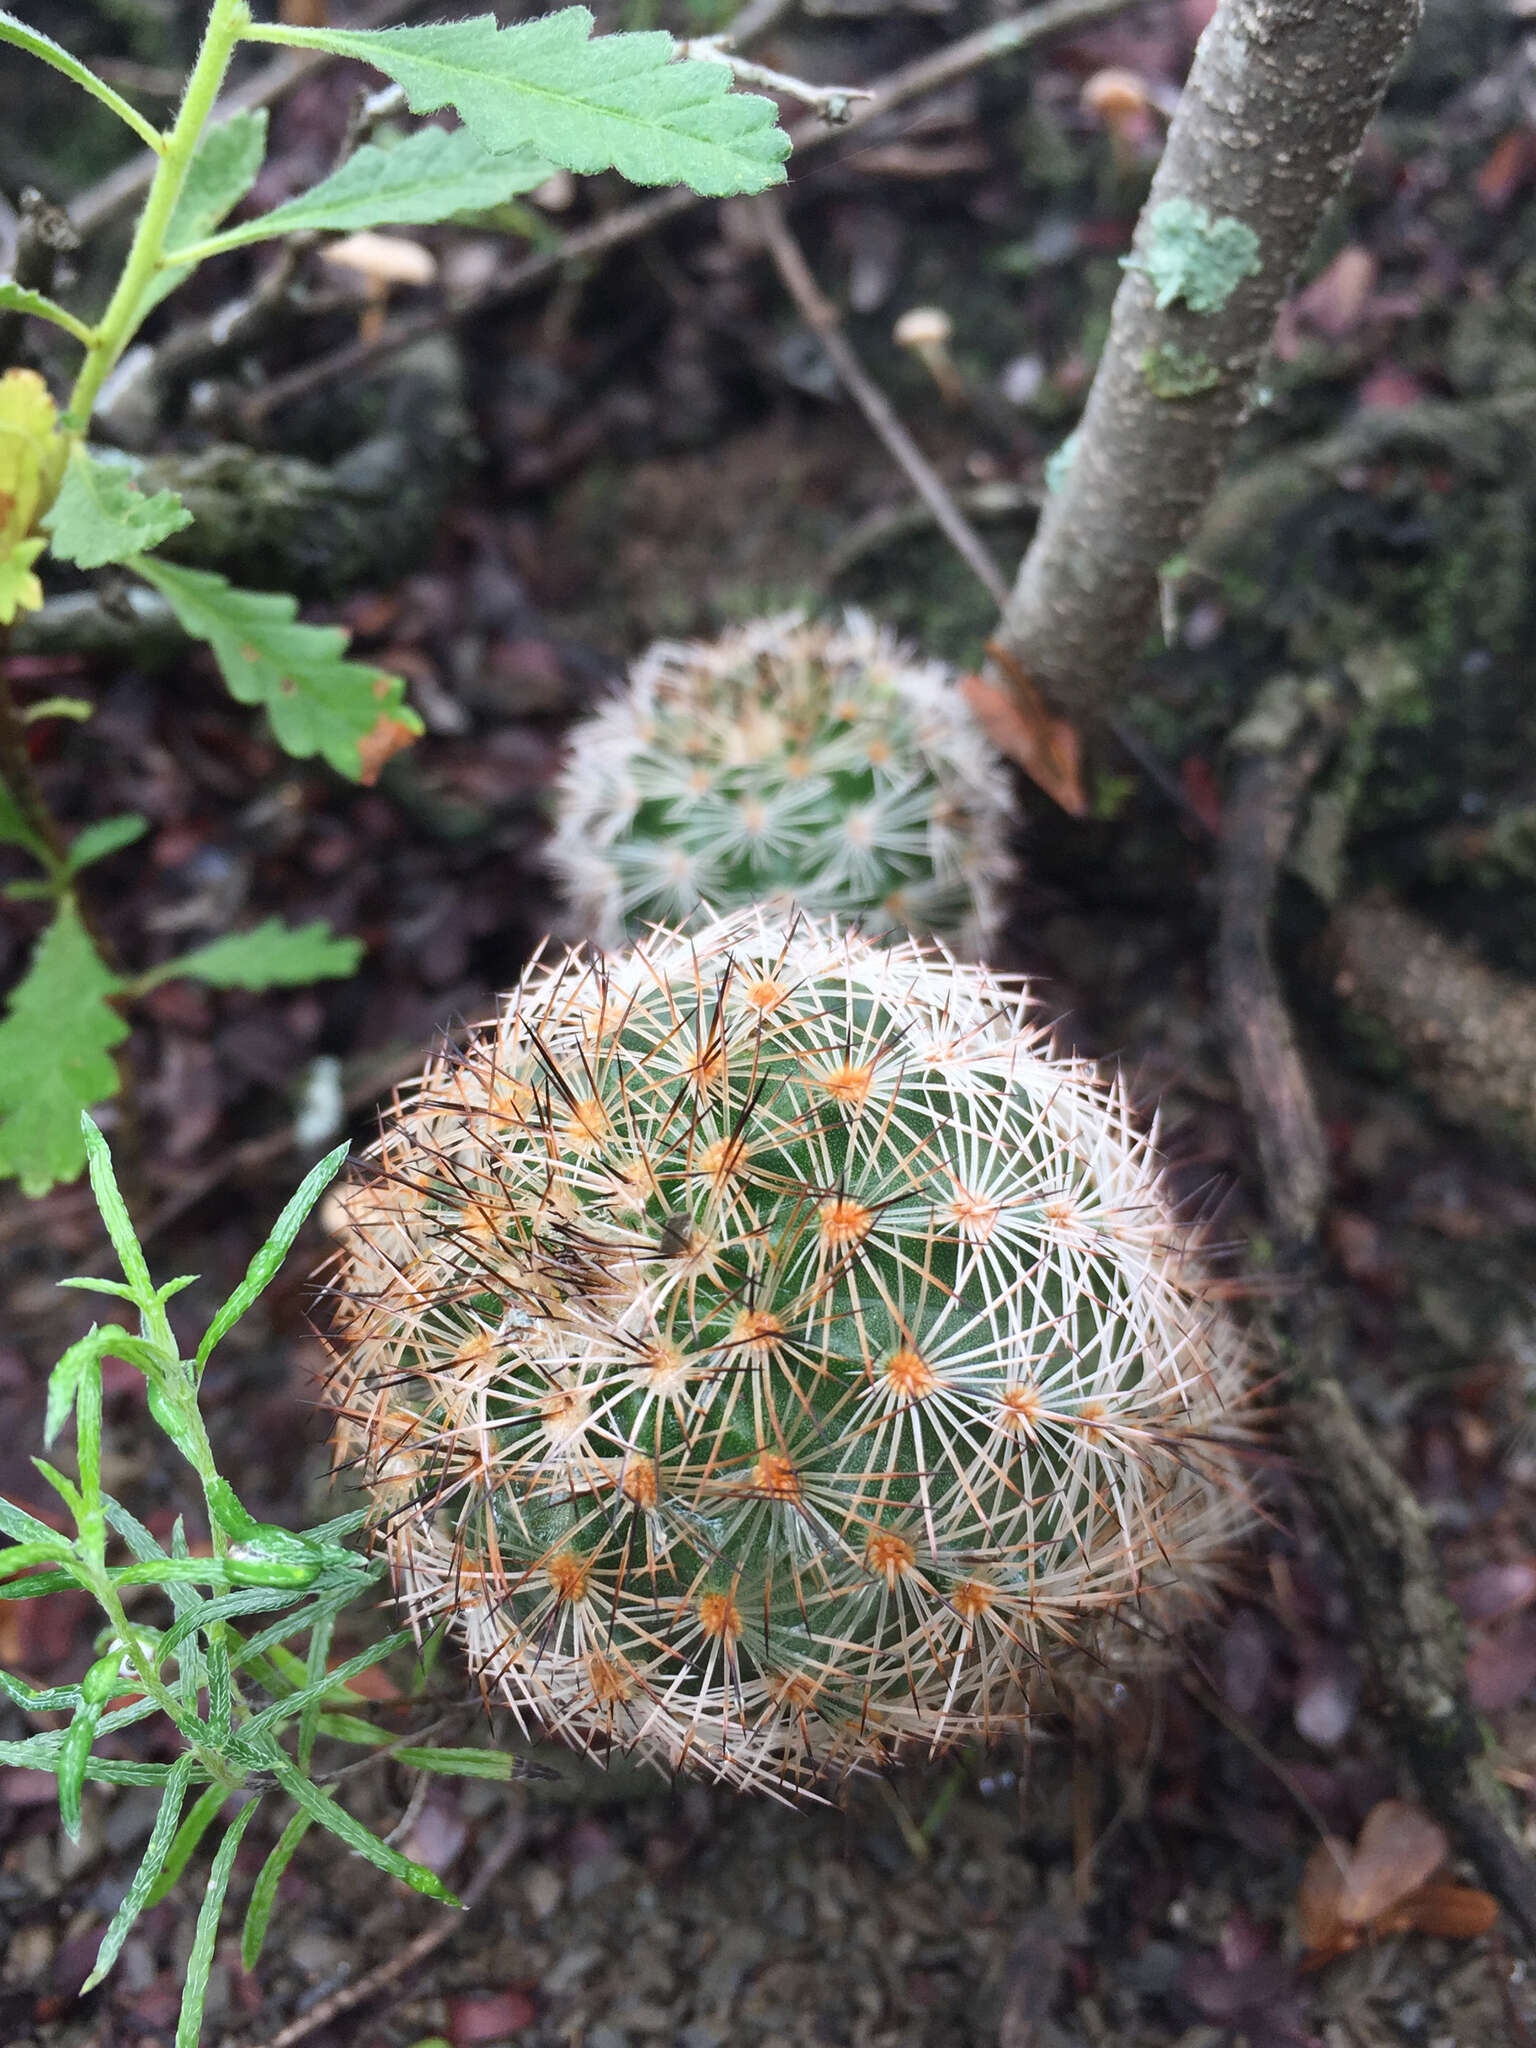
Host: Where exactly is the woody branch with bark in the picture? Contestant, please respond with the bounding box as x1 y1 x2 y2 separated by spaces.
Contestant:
997 0 1423 723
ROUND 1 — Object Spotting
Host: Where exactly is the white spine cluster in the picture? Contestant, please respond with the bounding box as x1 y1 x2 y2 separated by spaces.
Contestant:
549 612 1015 954
325 913 1252 1800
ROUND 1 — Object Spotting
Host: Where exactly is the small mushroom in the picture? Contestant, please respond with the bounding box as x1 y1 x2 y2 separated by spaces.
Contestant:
893 305 964 405
1081 68 1170 166
319 230 437 343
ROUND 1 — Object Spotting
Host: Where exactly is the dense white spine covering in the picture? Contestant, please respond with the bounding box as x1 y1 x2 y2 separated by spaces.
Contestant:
549 612 1015 954
326 913 1252 1799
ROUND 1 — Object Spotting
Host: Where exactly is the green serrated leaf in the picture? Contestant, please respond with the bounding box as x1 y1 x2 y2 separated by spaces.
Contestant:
0 280 94 346
146 918 363 995
127 557 421 781
0 11 164 153
241 1808 312 1972
259 8 789 199
168 125 553 261
134 110 268 326
0 906 125 1195
197 1138 348 1371
44 449 191 570
176 1798 259 2048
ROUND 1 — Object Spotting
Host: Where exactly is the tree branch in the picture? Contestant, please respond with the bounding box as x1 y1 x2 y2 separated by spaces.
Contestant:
996 0 1424 727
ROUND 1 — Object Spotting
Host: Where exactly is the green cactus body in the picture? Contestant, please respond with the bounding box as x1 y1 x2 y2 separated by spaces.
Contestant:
548 613 1015 953
326 913 1250 1797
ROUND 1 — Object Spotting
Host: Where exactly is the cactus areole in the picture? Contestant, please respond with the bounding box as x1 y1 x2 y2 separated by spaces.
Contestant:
326 914 1250 1796
548 612 1015 954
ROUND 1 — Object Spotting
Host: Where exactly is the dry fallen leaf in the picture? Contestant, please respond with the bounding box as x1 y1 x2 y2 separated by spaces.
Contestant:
962 644 1087 815
1297 1799 1498 1963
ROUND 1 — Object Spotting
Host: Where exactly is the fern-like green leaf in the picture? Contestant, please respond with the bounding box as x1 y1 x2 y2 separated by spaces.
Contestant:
0 903 126 1196
45 449 191 570
168 125 553 259
128 557 420 781
262 8 789 198
143 917 363 994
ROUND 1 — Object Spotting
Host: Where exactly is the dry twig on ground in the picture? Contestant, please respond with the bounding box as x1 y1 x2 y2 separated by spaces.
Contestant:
1214 679 1536 1952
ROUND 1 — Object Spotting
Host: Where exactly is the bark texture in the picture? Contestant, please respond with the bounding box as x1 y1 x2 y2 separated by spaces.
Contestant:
997 0 1423 723
1329 892 1536 1161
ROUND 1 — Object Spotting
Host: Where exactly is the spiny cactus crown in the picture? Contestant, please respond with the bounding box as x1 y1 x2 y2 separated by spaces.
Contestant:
548 612 1015 953
326 913 1249 1798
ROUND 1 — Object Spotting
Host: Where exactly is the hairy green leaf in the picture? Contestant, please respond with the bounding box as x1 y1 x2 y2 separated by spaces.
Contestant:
80 1113 154 1301
241 1809 312 1971
0 904 126 1195
271 1758 461 1905
197 1139 348 1370
170 125 553 259
137 109 268 323
261 8 789 198
83 1753 197 1993
146 1782 229 1908
128 558 421 781
59 1698 103 1840
176 1798 259 2048
0 280 93 346
392 1745 522 1780
0 10 164 152
146 918 363 994
44 449 191 569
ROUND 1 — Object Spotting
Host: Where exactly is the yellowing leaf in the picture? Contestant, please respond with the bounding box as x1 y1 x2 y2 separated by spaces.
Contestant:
0 367 63 620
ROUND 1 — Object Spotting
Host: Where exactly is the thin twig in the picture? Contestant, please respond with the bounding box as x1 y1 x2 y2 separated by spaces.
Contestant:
238 0 1136 427
681 36 873 123
754 192 1009 607
244 1805 528 2048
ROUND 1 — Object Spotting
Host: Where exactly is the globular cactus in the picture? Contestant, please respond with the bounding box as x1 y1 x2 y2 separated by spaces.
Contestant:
548 611 1015 954
325 912 1251 1798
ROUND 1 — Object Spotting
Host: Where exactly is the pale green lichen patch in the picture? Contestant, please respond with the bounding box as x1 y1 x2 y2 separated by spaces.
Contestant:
1126 198 1261 315
1044 427 1080 492
1141 342 1222 398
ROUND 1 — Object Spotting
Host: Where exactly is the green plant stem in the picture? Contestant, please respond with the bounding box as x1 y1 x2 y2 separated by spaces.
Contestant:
65 0 251 430
89 1568 238 1787
0 649 69 882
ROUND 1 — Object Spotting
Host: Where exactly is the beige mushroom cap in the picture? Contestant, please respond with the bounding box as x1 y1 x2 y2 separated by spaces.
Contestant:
320 231 438 289
893 305 953 352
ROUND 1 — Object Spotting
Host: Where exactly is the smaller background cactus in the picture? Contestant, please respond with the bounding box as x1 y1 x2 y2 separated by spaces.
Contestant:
324 913 1253 1799
549 611 1015 952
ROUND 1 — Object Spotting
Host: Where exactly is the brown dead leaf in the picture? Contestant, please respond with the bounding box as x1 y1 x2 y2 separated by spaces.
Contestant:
279 0 329 21
963 645 1087 815
355 712 419 785
1297 1837 1352 1953
1476 129 1536 211
1294 246 1377 341
1339 1800 1447 1926
1400 1884 1501 1939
